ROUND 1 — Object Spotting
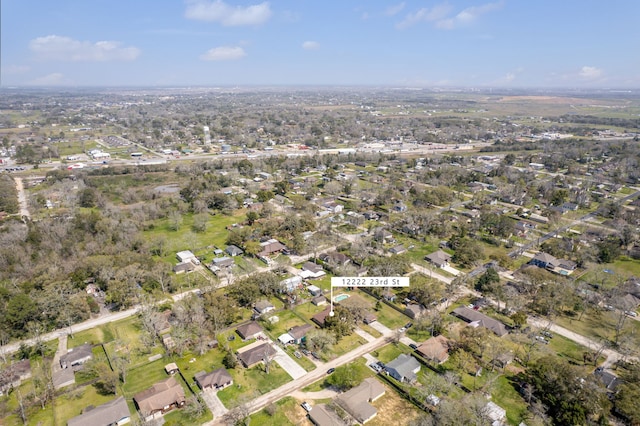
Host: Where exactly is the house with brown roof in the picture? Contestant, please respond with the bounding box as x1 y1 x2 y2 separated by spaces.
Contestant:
133 377 186 421
416 335 451 364
335 377 386 424
312 306 332 328
301 261 325 279
194 368 233 391
257 238 286 257
236 321 263 340
451 306 509 337
237 342 277 368
67 396 131 426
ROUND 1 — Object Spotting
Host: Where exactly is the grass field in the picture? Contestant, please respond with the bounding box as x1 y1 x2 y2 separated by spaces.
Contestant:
248 397 301 426
217 363 291 408
54 386 117 426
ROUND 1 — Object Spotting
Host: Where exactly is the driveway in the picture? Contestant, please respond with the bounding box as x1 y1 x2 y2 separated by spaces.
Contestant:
201 390 228 418
368 321 393 335
271 341 307 379
354 327 375 343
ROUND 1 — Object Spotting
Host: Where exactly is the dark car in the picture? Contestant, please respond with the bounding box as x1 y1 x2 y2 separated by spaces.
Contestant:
409 343 418 350
405 322 413 329
327 368 335 374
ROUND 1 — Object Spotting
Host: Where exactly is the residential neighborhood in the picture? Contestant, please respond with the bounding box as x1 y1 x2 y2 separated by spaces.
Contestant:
1 87 640 426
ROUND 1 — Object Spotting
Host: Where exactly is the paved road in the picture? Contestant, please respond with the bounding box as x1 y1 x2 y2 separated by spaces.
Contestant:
206 328 395 425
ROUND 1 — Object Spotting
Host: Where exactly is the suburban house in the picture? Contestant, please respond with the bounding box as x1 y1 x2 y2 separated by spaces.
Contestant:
211 257 234 270
529 252 577 275
404 304 427 319
308 404 347 426
385 354 421 383
389 245 407 255
60 344 93 370
133 377 186 421
312 306 333 328
300 261 325 279
173 262 195 274
307 285 323 297
67 396 131 426
483 401 507 425
254 300 275 315
363 312 377 324
257 239 287 258
322 201 344 214
225 245 244 257
286 324 313 345
425 250 452 268
319 252 351 266
237 342 277 368
194 368 233 391
0 359 31 395
312 295 327 306
176 250 199 265
335 377 386 424
451 307 509 337
236 321 263 340
416 335 451 364
280 275 303 293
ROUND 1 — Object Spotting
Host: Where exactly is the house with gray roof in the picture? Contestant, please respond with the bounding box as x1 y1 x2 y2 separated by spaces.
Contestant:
194 368 233 391
335 377 385 424
60 344 93 370
237 342 276 368
236 321 263 340
451 306 509 337
385 354 421 383
308 403 347 426
425 250 452 268
67 396 131 426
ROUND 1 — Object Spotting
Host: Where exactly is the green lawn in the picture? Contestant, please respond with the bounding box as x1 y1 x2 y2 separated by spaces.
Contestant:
55 386 118 426
143 210 246 264
122 358 173 397
554 309 640 348
356 290 411 329
248 397 299 426
260 309 310 341
491 375 529 425
372 342 412 363
217 363 292 408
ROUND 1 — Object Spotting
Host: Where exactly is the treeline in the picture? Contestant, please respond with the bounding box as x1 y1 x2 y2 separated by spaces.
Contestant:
555 114 640 129
0 175 19 214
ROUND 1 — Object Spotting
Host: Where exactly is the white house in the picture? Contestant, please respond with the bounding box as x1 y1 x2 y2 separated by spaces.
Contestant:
176 250 200 265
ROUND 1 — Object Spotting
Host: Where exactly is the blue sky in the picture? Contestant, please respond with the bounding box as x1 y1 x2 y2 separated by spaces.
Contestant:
2 0 639 87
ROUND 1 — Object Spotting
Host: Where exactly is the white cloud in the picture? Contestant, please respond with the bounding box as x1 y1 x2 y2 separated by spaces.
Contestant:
185 0 272 26
579 66 603 80
1 64 30 75
29 73 66 86
302 41 320 50
398 1 502 30
29 35 140 62
385 2 405 17
397 3 453 29
200 46 246 61
505 72 516 82
436 1 503 29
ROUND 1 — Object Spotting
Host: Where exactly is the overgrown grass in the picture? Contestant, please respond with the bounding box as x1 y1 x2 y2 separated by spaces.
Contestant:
248 396 298 426
217 363 291 408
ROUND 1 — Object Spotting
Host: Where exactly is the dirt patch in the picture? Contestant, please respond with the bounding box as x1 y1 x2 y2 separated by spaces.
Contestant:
497 96 613 105
369 382 421 426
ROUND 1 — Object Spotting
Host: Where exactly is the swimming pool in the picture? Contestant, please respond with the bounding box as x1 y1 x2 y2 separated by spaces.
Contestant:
334 294 350 302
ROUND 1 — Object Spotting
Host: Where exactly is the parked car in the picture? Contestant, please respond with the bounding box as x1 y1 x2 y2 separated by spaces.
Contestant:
294 351 302 359
370 363 382 372
301 402 312 412
405 322 413 329
326 368 335 374
625 310 638 317
409 343 418 350
535 336 549 344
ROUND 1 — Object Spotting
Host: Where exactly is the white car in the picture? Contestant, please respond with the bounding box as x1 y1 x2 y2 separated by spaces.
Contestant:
301 402 312 412
625 310 638 317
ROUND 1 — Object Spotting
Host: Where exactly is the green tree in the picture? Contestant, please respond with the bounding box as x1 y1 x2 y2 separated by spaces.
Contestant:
326 365 361 391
